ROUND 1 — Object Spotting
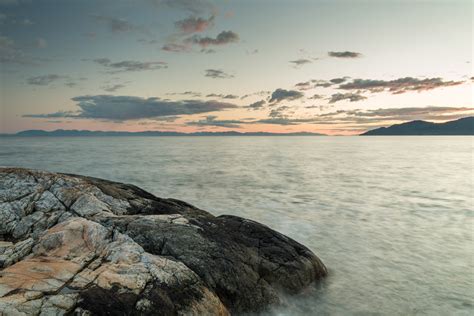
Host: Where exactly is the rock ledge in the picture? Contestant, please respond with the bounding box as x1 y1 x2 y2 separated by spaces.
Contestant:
0 168 327 315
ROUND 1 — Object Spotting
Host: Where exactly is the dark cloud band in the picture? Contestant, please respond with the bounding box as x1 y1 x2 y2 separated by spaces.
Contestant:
24 95 238 121
338 77 463 94
186 30 239 47
328 92 367 103
328 51 361 58
92 58 167 72
204 69 234 79
269 89 304 103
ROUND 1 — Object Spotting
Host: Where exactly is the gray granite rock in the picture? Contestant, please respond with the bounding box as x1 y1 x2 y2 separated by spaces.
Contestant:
0 168 327 315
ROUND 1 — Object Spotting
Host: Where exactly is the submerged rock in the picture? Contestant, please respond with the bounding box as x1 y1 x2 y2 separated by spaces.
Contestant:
0 168 327 315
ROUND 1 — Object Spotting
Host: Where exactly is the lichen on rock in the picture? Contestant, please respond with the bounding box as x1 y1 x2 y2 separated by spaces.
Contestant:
0 168 327 315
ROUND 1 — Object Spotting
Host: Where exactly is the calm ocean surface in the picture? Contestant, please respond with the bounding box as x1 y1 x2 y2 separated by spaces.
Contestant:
0 136 473 315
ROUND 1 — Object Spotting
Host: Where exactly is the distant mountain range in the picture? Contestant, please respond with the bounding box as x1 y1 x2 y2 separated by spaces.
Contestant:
1 130 326 137
361 117 474 135
2 117 472 137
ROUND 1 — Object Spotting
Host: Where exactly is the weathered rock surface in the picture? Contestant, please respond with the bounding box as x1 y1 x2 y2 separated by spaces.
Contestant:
0 168 327 315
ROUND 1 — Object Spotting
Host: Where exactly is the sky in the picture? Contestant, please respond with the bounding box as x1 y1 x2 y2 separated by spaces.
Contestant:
0 0 472 135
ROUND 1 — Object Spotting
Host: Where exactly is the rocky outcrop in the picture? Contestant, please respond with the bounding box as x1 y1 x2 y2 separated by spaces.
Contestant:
0 168 327 315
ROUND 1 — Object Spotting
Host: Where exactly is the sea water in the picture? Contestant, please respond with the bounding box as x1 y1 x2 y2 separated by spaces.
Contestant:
1 136 472 315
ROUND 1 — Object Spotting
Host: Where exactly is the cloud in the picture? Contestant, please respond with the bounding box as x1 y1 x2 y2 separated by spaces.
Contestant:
181 106 474 129
163 24 238 53
148 116 180 122
26 74 65 86
330 77 348 84
175 15 214 33
25 110 77 118
305 105 329 111
255 118 301 125
328 92 367 103
246 100 266 110
92 58 167 72
186 30 239 47
92 15 135 33
159 1 222 53
200 48 216 54
64 82 77 88
162 43 190 52
343 106 473 120
293 76 462 96
312 80 332 88
308 106 474 127
254 106 474 128
166 91 202 97
64 82 79 88
339 77 464 94
102 84 126 92
137 38 159 45
65 77 86 87
186 116 311 128
185 116 313 127
296 79 337 90
240 91 270 99
268 105 291 118
309 94 324 99
26 75 86 88
204 69 233 79
328 51 362 58
163 31 238 52
186 115 243 128
269 88 304 103
289 59 312 67
206 93 239 99
24 95 238 121
295 81 312 90
185 114 312 127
